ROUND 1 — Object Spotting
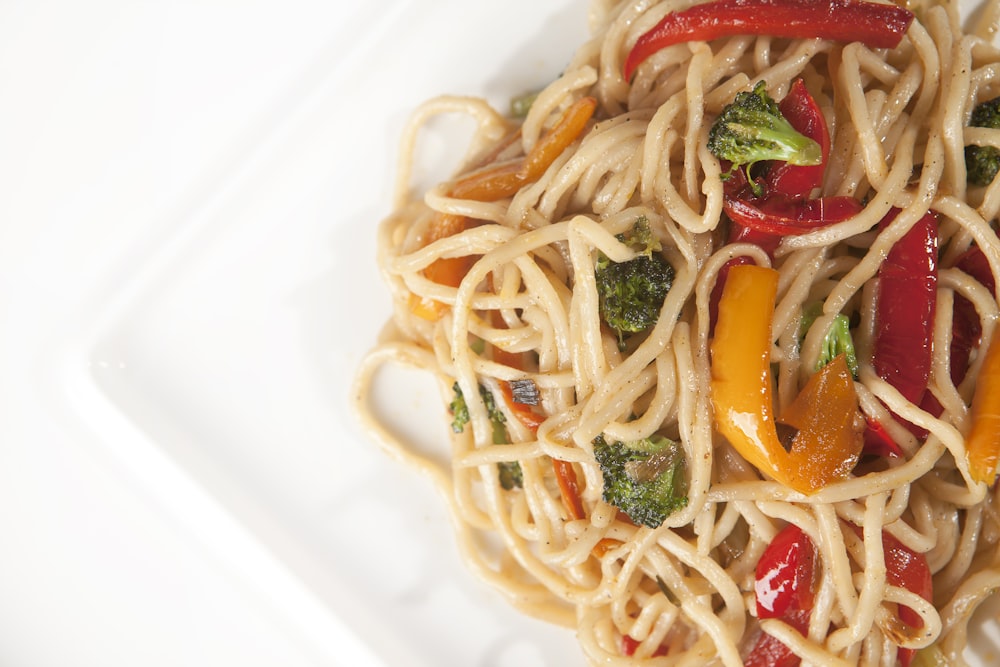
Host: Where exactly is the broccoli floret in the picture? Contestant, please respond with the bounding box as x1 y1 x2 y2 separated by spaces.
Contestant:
620 216 662 256
798 303 859 378
497 461 524 490
449 381 504 435
593 434 688 528
595 218 675 349
965 96 1000 186
510 90 540 118
708 81 822 194
449 382 523 488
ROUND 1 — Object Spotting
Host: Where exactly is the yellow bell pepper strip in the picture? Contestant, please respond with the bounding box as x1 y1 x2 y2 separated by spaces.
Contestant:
710 264 863 493
711 265 781 477
967 327 1000 484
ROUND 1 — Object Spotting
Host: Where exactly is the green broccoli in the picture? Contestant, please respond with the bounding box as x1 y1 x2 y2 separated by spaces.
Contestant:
449 381 504 434
593 434 688 528
497 461 524 490
798 303 859 378
965 96 1000 186
708 81 822 194
449 382 523 488
595 218 675 349
510 89 540 118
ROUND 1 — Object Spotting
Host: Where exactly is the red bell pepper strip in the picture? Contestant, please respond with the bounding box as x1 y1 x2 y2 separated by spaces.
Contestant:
755 524 816 620
871 209 939 405
862 416 904 458
721 78 856 238
721 79 829 201
724 195 863 236
889 243 995 434
900 240 996 448
764 79 831 200
846 525 932 667
622 634 669 658
709 196 860 331
624 0 914 80
743 524 817 667
884 531 933 667
862 209 938 454
949 245 995 385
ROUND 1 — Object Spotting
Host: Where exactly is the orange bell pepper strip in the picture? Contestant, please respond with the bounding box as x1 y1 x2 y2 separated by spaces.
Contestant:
553 459 587 520
450 96 597 201
407 213 474 320
410 97 597 320
967 327 1000 484
711 264 863 493
780 354 864 492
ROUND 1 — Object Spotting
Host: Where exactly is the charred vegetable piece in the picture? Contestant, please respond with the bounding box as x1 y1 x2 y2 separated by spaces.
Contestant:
508 378 540 405
593 434 688 528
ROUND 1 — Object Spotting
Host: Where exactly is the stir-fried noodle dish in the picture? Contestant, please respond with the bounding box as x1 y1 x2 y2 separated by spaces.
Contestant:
355 0 1000 663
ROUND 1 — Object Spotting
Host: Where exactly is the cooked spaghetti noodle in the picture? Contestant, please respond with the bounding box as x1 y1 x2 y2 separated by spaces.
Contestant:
354 0 1000 663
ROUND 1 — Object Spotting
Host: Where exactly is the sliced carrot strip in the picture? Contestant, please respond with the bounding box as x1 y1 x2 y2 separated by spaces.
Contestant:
553 459 586 521
520 96 597 180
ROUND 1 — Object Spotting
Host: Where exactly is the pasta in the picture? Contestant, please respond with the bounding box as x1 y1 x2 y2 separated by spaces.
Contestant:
353 0 1000 664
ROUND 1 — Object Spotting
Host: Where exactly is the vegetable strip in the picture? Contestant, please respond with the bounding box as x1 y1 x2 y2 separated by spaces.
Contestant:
624 0 914 79
711 265 863 493
967 327 1000 484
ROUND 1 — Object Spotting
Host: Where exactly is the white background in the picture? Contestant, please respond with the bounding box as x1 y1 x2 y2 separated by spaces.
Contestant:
0 1 587 665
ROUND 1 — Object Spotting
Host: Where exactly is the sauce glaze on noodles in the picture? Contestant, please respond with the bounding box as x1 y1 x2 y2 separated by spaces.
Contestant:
355 0 1000 663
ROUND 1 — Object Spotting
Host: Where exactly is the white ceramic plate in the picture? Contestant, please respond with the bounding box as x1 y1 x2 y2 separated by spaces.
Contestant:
4 0 999 665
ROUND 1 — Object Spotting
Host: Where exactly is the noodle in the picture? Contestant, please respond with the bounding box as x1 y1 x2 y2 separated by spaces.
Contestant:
354 0 1000 664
